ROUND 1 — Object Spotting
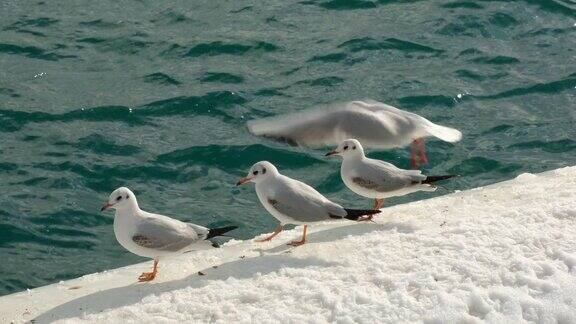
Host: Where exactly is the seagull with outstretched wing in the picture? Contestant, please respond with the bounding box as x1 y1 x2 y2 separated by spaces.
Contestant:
248 100 462 168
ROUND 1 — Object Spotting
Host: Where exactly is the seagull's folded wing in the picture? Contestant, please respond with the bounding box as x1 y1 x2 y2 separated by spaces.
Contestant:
269 179 346 222
133 216 200 252
355 160 427 192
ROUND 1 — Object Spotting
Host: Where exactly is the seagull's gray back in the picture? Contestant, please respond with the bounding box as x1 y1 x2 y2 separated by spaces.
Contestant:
247 100 426 149
132 213 201 252
353 158 427 192
266 175 346 223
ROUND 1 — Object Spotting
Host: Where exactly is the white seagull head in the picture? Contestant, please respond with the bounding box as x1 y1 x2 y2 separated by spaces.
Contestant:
101 187 138 212
325 139 364 159
237 161 278 186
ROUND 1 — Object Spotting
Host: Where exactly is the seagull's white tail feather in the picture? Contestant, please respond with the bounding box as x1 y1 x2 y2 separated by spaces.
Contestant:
422 122 462 143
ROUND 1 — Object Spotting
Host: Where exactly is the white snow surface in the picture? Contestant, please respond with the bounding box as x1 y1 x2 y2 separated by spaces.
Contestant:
1 167 576 324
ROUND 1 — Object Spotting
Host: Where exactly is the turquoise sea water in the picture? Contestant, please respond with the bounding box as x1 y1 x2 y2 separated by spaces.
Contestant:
1 0 575 296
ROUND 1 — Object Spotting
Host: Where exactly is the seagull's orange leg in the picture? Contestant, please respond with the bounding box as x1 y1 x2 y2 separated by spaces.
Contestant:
374 198 385 209
411 140 419 169
138 259 158 282
289 225 307 246
256 224 283 242
417 138 428 166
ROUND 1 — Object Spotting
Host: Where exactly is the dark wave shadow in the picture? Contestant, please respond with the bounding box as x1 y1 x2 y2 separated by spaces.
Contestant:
508 139 576 153
0 43 75 61
156 144 326 171
200 72 244 84
301 0 423 10
185 41 279 57
295 76 344 87
338 37 444 56
397 94 456 108
0 91 248 132
440 1 484 9
475 72 576 100
143 72 181 86
138 91 247 120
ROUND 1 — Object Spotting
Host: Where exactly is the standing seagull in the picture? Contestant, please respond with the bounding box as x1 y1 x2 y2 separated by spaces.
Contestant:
236 161 380 246
100 187 237 282
247 100 462 168
326 139 456 220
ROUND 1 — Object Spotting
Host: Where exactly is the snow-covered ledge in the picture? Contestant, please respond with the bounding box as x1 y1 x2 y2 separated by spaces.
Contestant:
2 167 576 323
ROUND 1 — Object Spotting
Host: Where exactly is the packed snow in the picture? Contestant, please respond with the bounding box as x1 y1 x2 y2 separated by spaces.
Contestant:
1 167 575 323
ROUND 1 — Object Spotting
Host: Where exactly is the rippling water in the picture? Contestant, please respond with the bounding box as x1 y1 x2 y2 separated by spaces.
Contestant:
1 0 575 296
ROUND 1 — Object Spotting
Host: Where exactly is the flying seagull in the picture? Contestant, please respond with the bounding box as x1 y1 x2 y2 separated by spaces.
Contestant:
248 100 462 168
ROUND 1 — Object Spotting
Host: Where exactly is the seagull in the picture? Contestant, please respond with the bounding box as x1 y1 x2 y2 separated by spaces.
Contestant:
236 161 380 246
247 100 462 168
326 139 456 220
100 187 237 282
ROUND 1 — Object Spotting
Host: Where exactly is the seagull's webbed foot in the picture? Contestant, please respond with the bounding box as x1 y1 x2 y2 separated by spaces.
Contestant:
256 224 283 242
287 225 307 247
359 199 383 222
288 239 306 247
358 215 376 223
138 260 158 282
138 271 157 282
256 235 277 242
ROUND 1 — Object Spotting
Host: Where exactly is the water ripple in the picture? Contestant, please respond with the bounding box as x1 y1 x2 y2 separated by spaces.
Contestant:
509 139 576 153
143 72 181 86
295 76 344 87
0 91 248 132
139 91 247 120
470 55 519 65
156 144 325 172
301 0 423 10
440 1 484 9
397 95 456 108
0 43 75 61
185 41 279 57
475 73 576 100
338 37 444 56
200 72 244 84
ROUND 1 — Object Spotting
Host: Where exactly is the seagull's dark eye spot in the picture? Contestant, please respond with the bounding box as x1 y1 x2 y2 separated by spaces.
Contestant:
125 195 129 199
116 196 122 201
253 170 259 175
262 168 267 174
352 146 356 150
343 145 349 150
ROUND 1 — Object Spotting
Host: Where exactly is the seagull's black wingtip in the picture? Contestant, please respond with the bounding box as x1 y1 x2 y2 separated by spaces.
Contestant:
207 226 238 239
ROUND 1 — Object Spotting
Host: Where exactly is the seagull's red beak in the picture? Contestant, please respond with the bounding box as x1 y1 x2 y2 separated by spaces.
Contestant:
236 176 254 186
325 150 339 156
100 202 113 212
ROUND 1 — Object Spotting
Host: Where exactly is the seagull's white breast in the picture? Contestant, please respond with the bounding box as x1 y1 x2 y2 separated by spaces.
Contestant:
113 212 148 257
